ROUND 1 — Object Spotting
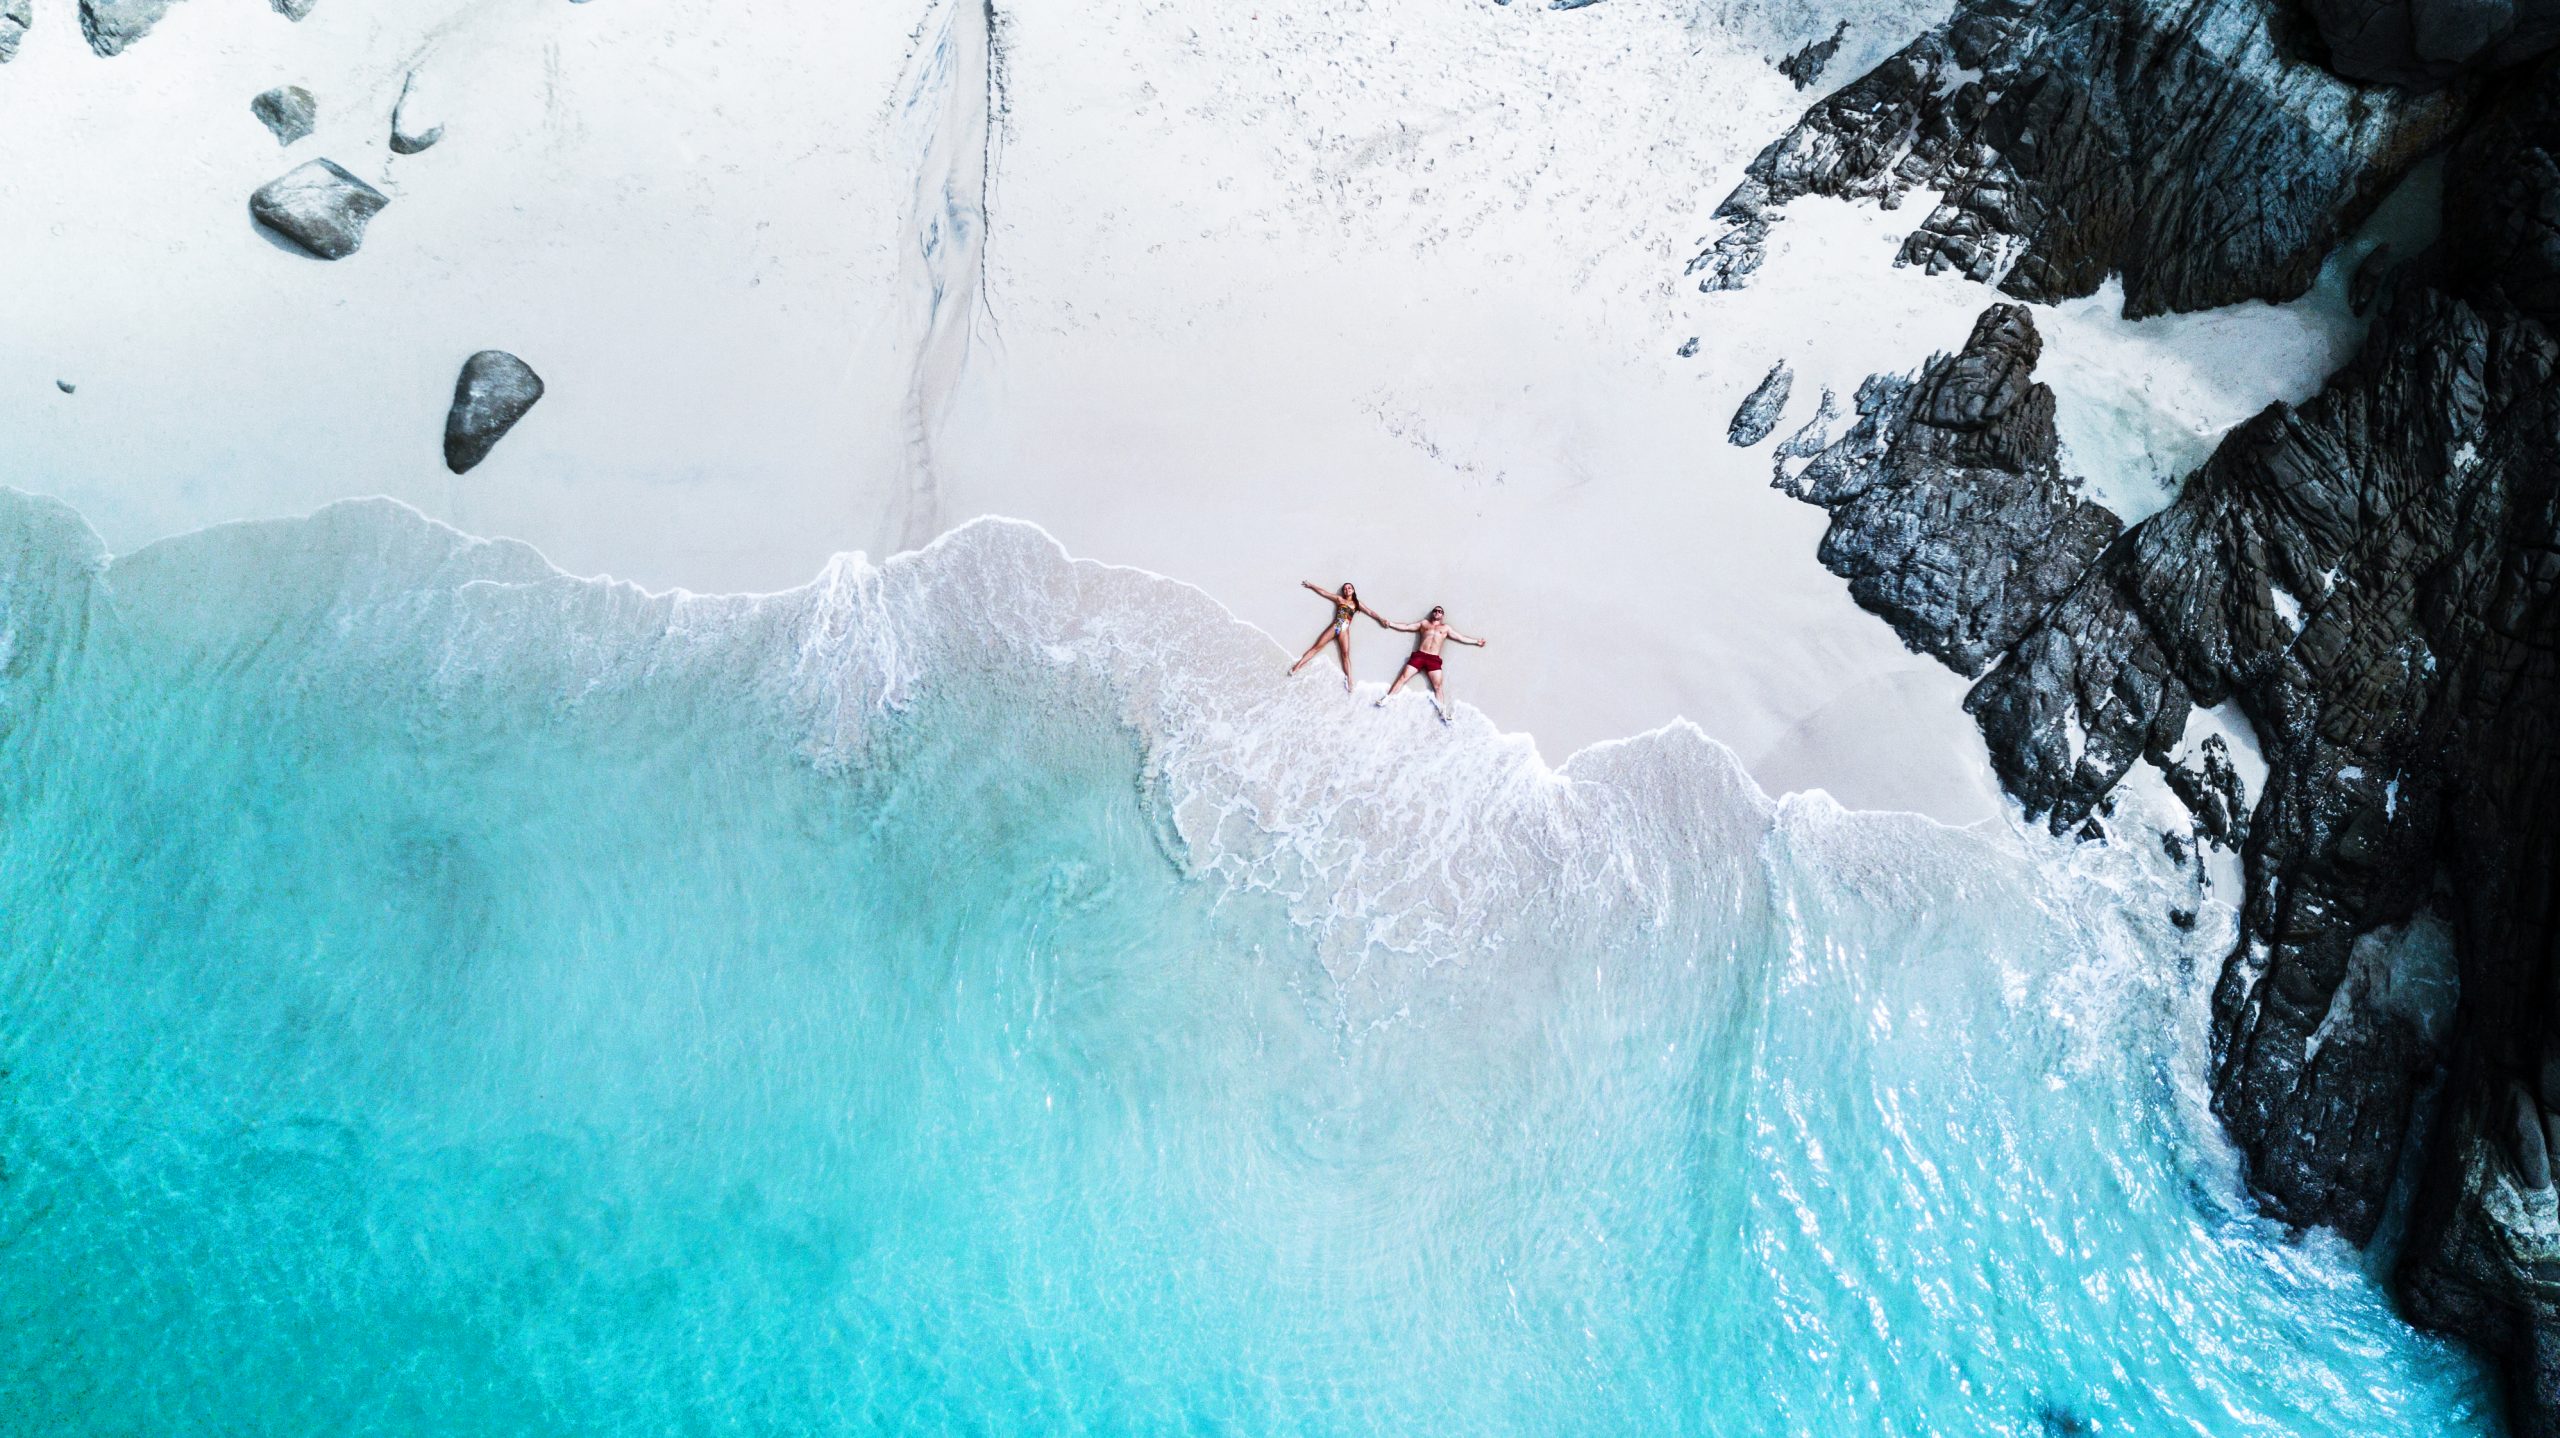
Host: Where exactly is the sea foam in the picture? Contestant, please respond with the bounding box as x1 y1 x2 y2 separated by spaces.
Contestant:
0 492 2501 1435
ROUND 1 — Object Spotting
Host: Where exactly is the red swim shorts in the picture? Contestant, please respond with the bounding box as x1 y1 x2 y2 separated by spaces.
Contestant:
1408 650 1443 673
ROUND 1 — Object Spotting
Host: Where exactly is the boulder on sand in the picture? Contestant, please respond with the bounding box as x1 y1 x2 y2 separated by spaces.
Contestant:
249 159 388 260
443 352 545 474
251 86 317 146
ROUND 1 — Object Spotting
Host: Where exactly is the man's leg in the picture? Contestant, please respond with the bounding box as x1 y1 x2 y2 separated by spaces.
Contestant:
1376 665 1417 706
1425 669 1450 721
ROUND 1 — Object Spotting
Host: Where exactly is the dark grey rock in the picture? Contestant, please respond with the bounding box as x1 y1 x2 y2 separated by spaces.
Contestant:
249 159 388 260
251 85 317 147
80 0 179 56
1778 21 1847 89
0 0 31 63
53 380 74 395
1776 306 2122 678
2306 0 2560 87
1769 385 1840 479
1550 0 1607 8
2350 244 2398 316
444 352 544 474
1675 335 1699 358
1688 0 2469 317
270 0 314 16
2164 733 2250 848
1726 361 1793 447
390 73 443 155
2514 1085 2551 1189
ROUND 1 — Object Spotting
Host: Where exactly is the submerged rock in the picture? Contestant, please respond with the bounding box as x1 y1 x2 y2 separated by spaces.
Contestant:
1726 360 1793 447
390 74 443 155
443 352 544 474
54 380 74 395
270 0 314 16
80 0 179 56
249 159 387 260
0 0 31 63
1689 0 2468 317
251 86 317 147
1776 21 1846 89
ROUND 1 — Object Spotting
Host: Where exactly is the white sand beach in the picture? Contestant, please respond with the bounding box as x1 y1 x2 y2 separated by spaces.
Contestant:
0 0 2397 823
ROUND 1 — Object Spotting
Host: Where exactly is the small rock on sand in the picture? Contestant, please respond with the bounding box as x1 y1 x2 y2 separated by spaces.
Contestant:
391 74 443 154
1 0 33 63
250 159 388 260
80 0 178 56
251 85 318 146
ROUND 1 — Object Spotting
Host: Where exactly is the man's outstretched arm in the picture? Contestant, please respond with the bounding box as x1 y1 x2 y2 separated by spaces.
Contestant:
1449 628 1489 647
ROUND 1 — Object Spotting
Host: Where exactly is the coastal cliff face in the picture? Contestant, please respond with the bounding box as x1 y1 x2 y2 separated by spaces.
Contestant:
1745 30 2560 1432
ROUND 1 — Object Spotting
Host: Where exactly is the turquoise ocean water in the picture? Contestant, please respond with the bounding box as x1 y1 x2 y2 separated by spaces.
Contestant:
0 492 2499 1434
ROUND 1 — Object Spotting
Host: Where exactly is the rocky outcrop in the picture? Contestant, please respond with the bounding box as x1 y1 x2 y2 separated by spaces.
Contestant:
1725 361 1793 446
79 0 178 56
1690 0 2469 317
249 159 387 260
2305 0 2560 87
1 0 31 63
1768 53 2560 1434
443 352 545 474
1777 21 1847 89
251 86 317 147
1777 305 2127 678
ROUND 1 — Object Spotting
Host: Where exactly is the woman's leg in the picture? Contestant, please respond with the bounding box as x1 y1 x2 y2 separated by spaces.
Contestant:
1331 633 1354 691
1290 627 1336 674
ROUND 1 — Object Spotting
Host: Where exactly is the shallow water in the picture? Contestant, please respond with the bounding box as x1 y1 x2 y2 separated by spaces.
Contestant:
0 493 2498 1434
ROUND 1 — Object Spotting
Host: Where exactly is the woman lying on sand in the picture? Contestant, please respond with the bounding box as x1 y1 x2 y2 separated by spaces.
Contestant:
1289 580 1372 692
1373 605 1487 723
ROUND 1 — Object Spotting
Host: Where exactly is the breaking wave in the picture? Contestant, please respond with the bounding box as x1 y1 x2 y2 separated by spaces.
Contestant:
0 492 2497 1434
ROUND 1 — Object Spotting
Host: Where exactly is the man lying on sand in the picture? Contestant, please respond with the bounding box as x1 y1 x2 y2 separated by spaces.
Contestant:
1373 605 1487 723
1289 580 1373 692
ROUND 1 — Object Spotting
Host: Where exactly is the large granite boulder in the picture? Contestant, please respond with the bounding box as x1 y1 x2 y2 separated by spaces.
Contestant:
443 352 545 474
249 160 387 260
